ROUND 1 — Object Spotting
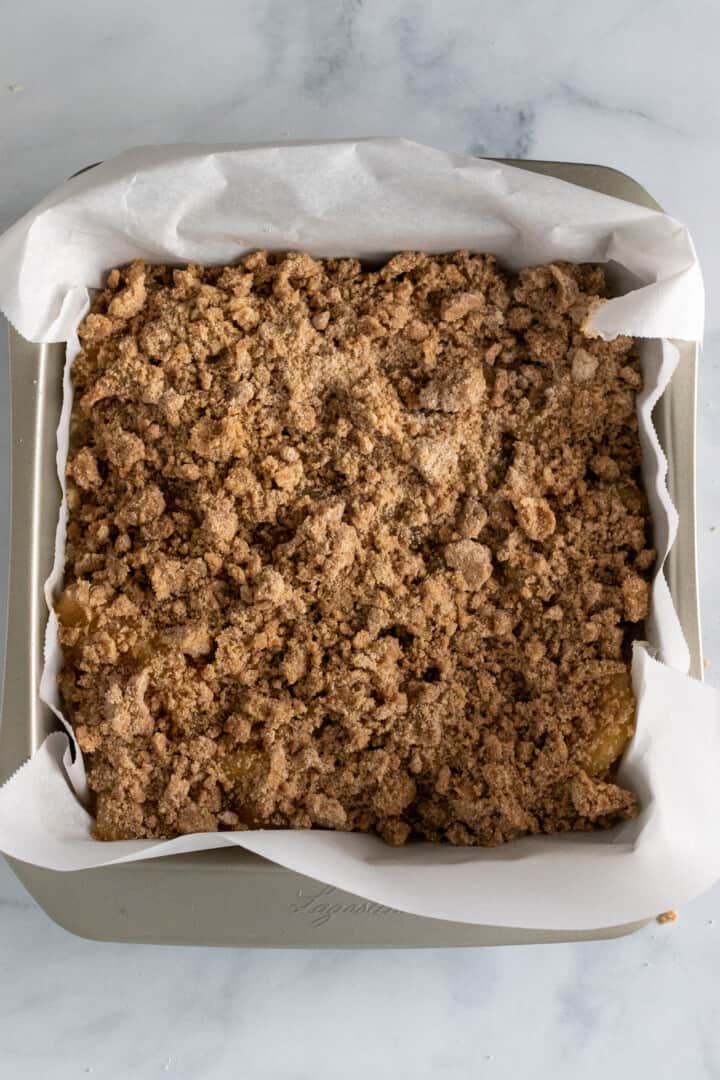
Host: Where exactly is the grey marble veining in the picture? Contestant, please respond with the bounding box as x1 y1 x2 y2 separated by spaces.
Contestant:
1 1 719 1077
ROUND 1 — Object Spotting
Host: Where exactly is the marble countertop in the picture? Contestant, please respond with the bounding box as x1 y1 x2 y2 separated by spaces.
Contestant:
1 2 719 1077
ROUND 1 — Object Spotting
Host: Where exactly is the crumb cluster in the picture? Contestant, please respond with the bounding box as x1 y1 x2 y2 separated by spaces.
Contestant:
58 251 652 845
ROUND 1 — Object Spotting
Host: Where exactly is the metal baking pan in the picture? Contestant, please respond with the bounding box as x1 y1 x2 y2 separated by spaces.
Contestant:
0 160 702 946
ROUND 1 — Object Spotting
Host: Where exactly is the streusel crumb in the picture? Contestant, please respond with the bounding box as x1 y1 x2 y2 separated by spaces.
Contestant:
58 252 652 844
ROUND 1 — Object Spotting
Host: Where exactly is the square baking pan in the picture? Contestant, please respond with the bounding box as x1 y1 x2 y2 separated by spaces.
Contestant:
0 159 703 946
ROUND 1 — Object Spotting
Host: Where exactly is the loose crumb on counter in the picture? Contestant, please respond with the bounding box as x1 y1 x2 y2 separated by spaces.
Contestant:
58 251 653 844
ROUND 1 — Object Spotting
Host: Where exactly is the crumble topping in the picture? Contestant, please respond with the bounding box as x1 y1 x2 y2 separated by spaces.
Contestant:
58 252 652 845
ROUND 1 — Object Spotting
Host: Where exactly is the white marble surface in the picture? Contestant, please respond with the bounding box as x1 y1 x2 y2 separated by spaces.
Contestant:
1 1 719 1076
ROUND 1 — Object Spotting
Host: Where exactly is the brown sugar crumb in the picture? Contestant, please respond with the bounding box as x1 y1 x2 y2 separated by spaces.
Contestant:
444 540 493 590
657 910 678 924
514 496 556 542
58 252 653 845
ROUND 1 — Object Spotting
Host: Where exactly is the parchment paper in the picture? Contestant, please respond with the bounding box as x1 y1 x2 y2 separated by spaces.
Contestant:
0 138 716 930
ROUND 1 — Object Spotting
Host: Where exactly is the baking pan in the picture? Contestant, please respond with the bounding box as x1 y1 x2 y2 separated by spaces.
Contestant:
0 160 702 946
